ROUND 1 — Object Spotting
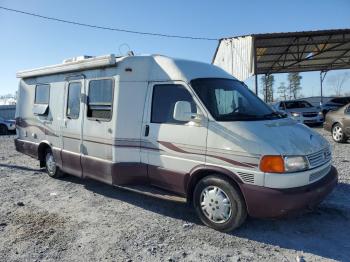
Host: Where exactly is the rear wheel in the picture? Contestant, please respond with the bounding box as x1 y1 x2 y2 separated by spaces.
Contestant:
0 124 8 135
193 175 247 232
45 148 63 178
332 123 347 143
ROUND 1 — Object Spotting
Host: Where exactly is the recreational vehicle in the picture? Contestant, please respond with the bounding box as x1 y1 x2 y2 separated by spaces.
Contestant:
15 54 337 231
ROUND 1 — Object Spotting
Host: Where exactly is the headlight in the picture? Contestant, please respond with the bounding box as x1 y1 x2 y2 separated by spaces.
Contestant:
291 112 300 117
318 111 323 116
284 156 309 172
260 155 309 173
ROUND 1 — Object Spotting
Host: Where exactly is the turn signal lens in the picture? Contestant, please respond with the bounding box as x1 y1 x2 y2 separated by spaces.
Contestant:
260 155 285 173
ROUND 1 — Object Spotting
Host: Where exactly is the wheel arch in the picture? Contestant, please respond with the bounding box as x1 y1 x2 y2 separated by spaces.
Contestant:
332 121 342 129
37 141 51 167
185 165 244 204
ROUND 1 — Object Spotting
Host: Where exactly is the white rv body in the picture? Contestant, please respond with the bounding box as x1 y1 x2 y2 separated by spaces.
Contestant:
15 54 337 227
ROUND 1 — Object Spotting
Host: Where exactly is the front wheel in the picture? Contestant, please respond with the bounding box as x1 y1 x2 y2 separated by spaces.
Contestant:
45 149 63 178
332 124 347 143
193 175 247 232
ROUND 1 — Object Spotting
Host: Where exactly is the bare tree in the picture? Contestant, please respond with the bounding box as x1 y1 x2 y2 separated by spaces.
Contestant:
277 82 288 101
327 72 350 96
287 73 302 99
260 75 275 102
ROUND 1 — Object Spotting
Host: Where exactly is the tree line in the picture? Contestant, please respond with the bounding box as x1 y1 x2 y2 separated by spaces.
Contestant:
260 73 302 102
260 71 350 102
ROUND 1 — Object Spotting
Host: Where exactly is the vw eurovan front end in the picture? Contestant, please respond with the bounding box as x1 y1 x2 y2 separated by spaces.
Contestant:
190 77 338 220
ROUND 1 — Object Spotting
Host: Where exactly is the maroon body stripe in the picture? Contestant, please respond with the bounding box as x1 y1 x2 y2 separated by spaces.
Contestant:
158 141 257 168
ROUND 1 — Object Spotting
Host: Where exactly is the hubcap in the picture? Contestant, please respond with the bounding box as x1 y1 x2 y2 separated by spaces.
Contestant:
333 126 343 141
200 186 232 224
46 152 56 174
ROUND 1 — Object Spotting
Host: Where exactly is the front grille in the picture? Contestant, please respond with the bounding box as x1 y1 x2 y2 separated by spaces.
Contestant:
307 147 331 168
237 172 254 184
309 165 331 182
303 112 318 117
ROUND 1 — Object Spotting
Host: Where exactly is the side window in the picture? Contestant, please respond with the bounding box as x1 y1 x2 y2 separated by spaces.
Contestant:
87 79 113 120
151 84 196 124
35 84 50 104
66 82 81 119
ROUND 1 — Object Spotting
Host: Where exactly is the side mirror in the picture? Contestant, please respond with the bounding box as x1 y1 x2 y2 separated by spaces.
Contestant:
173 101 192 122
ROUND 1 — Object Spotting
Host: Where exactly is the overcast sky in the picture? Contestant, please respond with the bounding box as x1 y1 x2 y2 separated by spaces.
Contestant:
0 0 349 98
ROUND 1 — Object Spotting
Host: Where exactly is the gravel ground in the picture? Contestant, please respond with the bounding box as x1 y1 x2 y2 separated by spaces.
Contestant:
0 128 349 262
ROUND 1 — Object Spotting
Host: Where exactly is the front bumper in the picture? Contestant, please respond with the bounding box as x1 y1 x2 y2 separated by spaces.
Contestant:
291 115 323 124
241 166 338 218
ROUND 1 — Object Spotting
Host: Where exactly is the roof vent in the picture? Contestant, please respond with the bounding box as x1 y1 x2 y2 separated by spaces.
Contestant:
63 55 95 63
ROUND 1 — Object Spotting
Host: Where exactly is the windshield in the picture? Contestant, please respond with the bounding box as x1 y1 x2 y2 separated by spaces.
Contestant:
191 78 284 121
285 101 312 109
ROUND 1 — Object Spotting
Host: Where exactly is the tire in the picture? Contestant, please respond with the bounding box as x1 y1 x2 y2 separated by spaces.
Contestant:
45 148 64 178
332 123 347 143
0 124 8 135
193 175 247 232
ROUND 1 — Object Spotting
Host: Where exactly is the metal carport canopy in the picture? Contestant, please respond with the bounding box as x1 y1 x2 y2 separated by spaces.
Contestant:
212 28 350 83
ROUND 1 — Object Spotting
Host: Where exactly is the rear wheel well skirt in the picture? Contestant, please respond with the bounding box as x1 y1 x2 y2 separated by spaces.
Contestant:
186 165 244 203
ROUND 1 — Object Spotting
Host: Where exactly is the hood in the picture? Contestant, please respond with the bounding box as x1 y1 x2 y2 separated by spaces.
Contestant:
212 118 329 156
285 107 320 113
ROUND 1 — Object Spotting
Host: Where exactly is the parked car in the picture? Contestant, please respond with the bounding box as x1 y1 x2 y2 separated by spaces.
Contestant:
321 96 350 116
272 100 324 125
0 117 15 135
324 103 350 143
15 54 337 232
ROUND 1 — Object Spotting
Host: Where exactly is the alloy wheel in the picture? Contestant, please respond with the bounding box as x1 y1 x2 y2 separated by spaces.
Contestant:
332 125 343 142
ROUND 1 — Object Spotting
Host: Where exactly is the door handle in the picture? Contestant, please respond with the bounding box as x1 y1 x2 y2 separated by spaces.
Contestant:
144 125 150 137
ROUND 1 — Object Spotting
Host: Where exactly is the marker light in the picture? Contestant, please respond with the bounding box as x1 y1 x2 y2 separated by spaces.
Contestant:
260 156 285 173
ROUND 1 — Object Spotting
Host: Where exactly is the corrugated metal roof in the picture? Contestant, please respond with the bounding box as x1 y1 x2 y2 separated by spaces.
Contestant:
213 29 350 79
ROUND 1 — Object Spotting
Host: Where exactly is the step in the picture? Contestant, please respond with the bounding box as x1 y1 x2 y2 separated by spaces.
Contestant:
115 184 187 203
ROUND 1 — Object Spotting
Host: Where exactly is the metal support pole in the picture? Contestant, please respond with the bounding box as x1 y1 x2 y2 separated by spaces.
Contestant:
255 74 258 95
320 72 323 105
320 70 328 105
265 74 268 103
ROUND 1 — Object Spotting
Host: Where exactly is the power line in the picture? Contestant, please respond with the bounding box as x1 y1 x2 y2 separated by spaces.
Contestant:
0 6 219 41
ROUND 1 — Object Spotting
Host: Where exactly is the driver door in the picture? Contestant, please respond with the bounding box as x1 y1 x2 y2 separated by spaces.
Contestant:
142 81 208 194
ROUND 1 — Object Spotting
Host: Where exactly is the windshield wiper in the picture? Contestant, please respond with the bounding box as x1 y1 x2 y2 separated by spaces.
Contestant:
217 113 262 121
262 111 286 119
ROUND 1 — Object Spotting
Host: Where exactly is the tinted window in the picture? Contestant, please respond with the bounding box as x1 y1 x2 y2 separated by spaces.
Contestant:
66 82 81 119
332 98 344 104
35 84 50 104
151 84 196 124
285 101 312 109
332 97 350 105
87 79 113 120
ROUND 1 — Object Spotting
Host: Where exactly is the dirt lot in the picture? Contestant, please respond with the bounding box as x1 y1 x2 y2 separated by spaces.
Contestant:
0 128 349 262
